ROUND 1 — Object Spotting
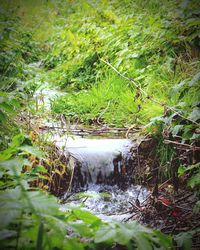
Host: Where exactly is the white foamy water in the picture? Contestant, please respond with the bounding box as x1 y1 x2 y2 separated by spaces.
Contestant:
55 135 149 222
53 135 133 185
60 184 149 222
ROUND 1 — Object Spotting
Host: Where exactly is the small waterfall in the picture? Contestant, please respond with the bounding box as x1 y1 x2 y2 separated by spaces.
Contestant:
54 135 134 191
52 133 149 221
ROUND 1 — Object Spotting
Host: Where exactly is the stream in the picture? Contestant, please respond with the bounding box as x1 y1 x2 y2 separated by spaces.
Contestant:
33 71 148 222
52 133 149 221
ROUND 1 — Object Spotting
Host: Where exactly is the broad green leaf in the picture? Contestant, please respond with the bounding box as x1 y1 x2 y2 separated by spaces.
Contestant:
0 188 22 228
73 209 101 225
19 145 45 158
185 163 200 172
44 214 67 238
190 133 200 140
94 224 117 243
22 223 38 248
115 224 134 245
153 230 173 249
188 172 200 188
0 210 21 229
0 157 24 175
42 215 68 249
63 238 86 250
182 125 194 140
9 98 20 109
135 233 152 250
0 102 15 114
31 165 48 174
178 163 200 178
68 222 93 237
178 165 186 177
146 116 166 127
26 191 59 214
10 134 24 148
170 81 186 97
0 147 18 161
0 150 15 161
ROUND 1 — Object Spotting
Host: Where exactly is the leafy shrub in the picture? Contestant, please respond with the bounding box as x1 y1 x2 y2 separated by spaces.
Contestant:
0 7 43 149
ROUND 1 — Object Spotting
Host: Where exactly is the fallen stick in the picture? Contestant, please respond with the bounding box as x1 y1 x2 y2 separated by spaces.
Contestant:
164 139 200 151
39 125 140 134
174 193 194 204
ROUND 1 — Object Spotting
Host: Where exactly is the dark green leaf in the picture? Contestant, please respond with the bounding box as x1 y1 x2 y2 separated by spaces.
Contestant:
171 125 184 136
175 231 194 250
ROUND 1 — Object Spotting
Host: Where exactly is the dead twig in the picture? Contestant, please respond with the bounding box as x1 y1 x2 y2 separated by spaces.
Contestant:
164 140 200 151
174 193 194 204
158 178 172 190
39 125 140 135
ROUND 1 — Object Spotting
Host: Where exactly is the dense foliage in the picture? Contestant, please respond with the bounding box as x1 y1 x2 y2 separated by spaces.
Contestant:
47 0 200 126
0 0 199 249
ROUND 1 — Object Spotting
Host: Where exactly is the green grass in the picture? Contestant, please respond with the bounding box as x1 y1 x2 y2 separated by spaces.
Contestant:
44 0 200 127
52 73 165 126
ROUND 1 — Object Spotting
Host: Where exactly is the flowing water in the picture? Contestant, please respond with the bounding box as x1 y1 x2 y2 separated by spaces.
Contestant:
54 135 133 188
32 71 148 222
60 183 148 221
51 134 149 221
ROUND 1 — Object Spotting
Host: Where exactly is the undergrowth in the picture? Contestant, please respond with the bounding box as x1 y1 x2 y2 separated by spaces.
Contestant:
0 0 200 249
46 0 200 127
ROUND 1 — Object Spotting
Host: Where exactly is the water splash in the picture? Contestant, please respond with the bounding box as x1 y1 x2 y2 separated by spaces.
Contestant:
61 184 149 221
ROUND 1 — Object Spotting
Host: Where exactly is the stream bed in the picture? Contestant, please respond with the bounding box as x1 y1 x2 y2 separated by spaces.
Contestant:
33 79 149 222
50 133 149 221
